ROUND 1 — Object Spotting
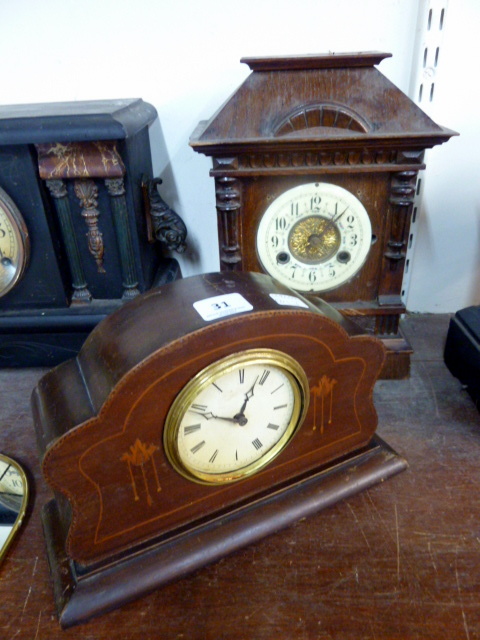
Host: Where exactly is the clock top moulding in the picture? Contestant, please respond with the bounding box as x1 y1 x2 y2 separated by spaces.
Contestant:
190 52 457 379
190 52 454 158
0 98 157 144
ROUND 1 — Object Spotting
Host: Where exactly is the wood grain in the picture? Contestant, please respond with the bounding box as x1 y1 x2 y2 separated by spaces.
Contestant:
0 314 479 639
33 273 386 566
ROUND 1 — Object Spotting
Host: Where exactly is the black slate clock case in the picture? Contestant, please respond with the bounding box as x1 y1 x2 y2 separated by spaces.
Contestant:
0 99 180 367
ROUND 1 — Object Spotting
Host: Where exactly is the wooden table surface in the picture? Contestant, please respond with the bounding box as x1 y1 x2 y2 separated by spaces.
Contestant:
0 314 479 640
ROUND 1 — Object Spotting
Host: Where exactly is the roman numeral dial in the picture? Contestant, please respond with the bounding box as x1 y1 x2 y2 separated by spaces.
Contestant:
164 349 309 484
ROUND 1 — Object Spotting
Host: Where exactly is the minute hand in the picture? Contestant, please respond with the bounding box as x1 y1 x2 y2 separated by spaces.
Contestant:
313 206 348 243
237 376 259 416
330 206 348 225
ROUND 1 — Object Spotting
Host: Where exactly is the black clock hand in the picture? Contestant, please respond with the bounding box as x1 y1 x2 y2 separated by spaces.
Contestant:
190 410 237 422
188 377 260 426
317 206 348 237
306 206 348 251
331 206 348 225
236 376 259 417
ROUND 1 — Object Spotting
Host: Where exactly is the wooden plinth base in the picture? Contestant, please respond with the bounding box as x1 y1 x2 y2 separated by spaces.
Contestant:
42 436 407 628
380 333 413 379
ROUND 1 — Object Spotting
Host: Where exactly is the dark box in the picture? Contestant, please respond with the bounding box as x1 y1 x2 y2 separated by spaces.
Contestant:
444 305 480 410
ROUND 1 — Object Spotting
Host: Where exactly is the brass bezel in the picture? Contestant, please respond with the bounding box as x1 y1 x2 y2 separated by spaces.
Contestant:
0 186 30 298
0 453 29 566
164 348 310 485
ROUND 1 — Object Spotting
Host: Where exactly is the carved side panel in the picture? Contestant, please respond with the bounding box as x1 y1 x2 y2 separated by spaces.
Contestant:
74 179 105 273
214 175 243 270
143 177 187 253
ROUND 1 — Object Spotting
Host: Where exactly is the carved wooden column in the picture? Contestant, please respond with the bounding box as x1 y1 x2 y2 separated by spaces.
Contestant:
376 169 419 335
214 169 243 271
386 171 418 272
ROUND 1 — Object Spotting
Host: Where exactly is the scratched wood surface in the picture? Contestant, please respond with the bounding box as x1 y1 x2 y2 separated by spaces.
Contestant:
0 314 479 640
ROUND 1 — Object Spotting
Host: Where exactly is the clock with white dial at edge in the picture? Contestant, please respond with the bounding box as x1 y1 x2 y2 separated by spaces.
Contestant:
0 187 30 298
256 182 372 293
0 460 24 496
164 349 309 485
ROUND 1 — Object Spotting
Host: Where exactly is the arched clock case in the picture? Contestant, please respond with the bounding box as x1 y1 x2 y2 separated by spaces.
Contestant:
32 271 406 626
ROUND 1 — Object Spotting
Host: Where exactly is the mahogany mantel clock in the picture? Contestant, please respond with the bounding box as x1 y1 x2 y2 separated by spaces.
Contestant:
190 52 456 377
32 271 406 626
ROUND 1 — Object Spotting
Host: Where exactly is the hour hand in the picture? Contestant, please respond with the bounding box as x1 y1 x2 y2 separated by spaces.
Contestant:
190 410 237 423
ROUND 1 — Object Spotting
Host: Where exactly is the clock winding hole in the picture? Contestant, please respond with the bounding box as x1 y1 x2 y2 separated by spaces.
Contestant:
336 251 351 264
276 251 290 264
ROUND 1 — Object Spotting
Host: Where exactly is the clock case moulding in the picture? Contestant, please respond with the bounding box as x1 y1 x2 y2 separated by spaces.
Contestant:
32 271 407 627
190 51 457 379
0 99 185 367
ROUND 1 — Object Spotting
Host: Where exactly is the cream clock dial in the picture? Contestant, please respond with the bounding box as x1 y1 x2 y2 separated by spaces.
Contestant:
256 182 372 293
164 349 309 484
0 187 29 298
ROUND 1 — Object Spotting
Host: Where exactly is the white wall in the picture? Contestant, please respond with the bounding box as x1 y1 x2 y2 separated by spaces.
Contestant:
0 0 477 312
405 0 480 312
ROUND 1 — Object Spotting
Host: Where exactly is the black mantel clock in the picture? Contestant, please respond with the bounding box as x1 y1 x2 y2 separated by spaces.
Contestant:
0 99 187 367
190 52 456 378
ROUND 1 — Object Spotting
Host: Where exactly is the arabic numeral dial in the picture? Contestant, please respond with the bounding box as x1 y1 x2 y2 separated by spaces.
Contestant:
256 182 372 293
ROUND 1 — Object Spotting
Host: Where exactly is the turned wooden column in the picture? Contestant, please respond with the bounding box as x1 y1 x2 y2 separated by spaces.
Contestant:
214 173 243 271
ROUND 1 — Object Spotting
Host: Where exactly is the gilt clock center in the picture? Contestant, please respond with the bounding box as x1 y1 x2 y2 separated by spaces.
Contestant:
288 216 341 264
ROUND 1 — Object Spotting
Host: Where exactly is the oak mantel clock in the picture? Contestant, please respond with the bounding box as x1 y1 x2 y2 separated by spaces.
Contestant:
190 52 456 378
0 99 186 367
32 271 406 626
